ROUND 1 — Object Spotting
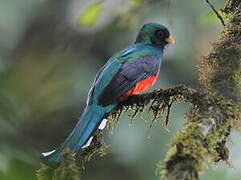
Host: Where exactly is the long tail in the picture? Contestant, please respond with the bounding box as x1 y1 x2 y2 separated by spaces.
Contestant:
42 105 108 164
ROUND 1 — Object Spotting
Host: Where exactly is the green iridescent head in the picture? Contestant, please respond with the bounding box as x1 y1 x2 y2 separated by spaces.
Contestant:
135 23 175 48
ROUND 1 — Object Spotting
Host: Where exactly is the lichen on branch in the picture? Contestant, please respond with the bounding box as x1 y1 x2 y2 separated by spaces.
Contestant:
159 1 241 179
36 150 81 180
110 85 201 126
36 85 200 180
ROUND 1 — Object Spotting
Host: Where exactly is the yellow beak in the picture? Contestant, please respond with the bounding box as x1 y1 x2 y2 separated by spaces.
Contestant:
165 36 175 44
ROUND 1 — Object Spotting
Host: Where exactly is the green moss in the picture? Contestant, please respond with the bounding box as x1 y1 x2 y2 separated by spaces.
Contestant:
160 94 236 179
161 9 241 179
75 130 110 167
222 0 241 14
36 150 81 180
160 123 208 180
36 131 110 180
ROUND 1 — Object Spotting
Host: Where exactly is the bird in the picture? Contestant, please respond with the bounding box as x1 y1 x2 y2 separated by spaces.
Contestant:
42 22 175 164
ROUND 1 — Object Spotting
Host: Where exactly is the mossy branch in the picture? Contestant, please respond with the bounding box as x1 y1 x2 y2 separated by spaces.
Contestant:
160 1 241 179
111 85 201 125
36 150 81 180
37 85 200 180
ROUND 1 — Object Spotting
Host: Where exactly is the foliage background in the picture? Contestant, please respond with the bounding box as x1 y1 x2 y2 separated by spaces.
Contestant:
0 0 240 179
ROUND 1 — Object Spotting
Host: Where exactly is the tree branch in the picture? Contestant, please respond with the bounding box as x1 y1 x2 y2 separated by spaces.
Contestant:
205 0 226 26
109 85 202 130
160 1 241 179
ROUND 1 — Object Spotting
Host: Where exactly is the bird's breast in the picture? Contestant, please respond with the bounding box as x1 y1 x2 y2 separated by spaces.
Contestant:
122 73 159 99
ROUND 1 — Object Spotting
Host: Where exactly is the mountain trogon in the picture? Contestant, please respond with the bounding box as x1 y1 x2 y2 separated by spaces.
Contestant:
43 23 175 164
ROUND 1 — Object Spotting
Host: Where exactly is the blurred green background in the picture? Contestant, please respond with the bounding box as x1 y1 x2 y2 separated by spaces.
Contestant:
0 0 241 180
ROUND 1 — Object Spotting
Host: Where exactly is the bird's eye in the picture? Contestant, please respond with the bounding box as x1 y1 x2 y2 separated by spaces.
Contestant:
155 30 165 39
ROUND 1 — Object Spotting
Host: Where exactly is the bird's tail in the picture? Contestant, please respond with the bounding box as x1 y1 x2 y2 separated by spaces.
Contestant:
42 105 107 164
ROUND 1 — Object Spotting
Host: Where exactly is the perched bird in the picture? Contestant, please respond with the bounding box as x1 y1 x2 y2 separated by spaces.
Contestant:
43 23 175 164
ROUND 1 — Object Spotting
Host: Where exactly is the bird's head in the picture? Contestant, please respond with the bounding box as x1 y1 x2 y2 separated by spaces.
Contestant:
135 23 175 48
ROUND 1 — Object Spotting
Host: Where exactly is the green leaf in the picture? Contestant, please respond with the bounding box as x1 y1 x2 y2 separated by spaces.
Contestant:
199 11 220 26
77 1 102 27
199 10 229 27
129 0 142 7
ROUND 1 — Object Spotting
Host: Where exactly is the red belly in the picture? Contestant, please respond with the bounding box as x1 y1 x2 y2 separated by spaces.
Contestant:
122 73 159 98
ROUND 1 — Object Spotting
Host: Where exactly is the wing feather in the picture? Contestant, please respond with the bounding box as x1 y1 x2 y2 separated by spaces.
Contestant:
98 55 159 106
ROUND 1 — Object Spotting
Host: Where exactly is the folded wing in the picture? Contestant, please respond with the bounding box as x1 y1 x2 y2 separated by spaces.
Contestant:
98 55 159 106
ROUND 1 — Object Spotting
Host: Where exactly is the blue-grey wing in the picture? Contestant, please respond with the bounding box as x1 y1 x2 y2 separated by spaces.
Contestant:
98 55 159 106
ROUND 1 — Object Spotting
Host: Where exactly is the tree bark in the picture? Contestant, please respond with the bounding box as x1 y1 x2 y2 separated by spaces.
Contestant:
160 1 241 179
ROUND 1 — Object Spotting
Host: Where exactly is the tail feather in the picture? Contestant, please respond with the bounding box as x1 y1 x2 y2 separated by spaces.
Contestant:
43 106 107 164
81 136 94 149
